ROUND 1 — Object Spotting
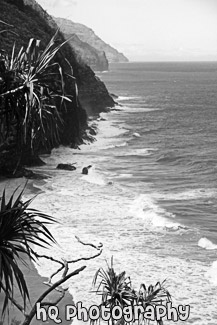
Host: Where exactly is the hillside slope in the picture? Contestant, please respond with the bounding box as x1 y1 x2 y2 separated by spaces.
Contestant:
64 33 108 71
0 0 115 172
0 0 114 118
54 17 129 63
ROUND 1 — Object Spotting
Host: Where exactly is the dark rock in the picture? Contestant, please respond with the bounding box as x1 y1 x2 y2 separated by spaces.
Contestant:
110 107 123 112
110 93 119 99
0 0 116 174
82 165 92 175
56 163 76 171
88 127 97 136
97 117 107 121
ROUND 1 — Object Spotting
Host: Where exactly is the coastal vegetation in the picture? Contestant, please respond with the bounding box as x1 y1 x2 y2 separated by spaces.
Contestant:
93 258 171 325
0 0 115 175
0 31 77 174
0 187 56 319
0 0 114 117
0 187 103 325
0 2 172 325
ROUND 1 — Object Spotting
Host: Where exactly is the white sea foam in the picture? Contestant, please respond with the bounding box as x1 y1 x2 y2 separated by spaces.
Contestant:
129 194 185 231
119 105 160 113
133 132 141 137
80 166 109 186
113 173 133 179
198 238 217 250
118 96 141 101
104 142 128 149
80 114 129 151
205 261 217 286
115 148 155 157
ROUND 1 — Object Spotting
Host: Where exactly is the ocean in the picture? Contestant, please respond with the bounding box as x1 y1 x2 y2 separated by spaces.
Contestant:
25 62 217 324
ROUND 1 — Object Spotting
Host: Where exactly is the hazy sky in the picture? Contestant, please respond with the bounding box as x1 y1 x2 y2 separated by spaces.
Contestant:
37 0 217 61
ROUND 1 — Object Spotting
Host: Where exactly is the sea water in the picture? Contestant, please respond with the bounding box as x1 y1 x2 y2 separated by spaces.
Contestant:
28 62 217 324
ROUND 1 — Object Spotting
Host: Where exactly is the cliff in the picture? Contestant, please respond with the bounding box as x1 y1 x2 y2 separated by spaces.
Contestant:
0 0 114 118
54 17 129 64
0 0 115 174
64 33 108 71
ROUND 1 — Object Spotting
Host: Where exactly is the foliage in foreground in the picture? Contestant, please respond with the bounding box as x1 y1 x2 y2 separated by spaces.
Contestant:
0 187 103 325
93 258 171 325
0 187 56 317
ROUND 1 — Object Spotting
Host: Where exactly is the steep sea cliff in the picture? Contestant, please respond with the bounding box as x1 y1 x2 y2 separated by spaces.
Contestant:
0 0 115 173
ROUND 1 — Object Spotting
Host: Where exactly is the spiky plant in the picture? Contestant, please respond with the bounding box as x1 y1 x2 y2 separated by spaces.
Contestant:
0 20 18 37
93 259 172 325
0 31 75 168
134 281 172 325
93 258 135 325
0 187 56 318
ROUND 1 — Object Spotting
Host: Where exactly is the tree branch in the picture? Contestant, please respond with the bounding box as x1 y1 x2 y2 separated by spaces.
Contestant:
19 236 103 325
34 252 65 267
23 266 86 325
75 235 103 250
68 248 103 264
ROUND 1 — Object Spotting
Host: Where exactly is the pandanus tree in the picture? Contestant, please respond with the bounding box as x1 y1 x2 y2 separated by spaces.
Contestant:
93 258 171 325
0 187 56 318
0 31 76 172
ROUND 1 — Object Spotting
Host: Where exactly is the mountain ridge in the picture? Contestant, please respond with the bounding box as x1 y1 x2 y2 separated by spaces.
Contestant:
54 17 129 64
0 0 115 155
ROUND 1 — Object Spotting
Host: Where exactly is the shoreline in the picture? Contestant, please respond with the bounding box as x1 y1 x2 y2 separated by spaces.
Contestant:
0 116 107 324
0 255 74 325
0 177 76 325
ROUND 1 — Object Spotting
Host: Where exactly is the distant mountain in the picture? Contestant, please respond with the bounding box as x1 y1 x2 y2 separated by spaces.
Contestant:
54 17 129 64
64 33 108 71
23 0 108 71
21 0 114 113
1 0 114 116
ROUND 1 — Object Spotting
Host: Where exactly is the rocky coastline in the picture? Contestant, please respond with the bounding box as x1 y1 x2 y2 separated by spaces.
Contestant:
0 0 117 177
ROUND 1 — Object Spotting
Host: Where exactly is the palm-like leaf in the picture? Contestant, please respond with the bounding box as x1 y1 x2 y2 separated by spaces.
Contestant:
93 257 135 310
135 281 172 325
0 32 74 162
92 259 172 325
0 187 57 317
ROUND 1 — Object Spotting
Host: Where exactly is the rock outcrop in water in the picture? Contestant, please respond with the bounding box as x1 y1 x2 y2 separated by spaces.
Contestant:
54 17 129 64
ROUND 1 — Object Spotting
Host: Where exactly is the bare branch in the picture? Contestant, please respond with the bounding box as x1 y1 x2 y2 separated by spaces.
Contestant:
37 265 86 303
62 260 69 278
41 291 65 307
23 266 86 325
41 285 66 307
33 252 65 267
49 264 65 282
68 249 103 264
75 235 103 250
